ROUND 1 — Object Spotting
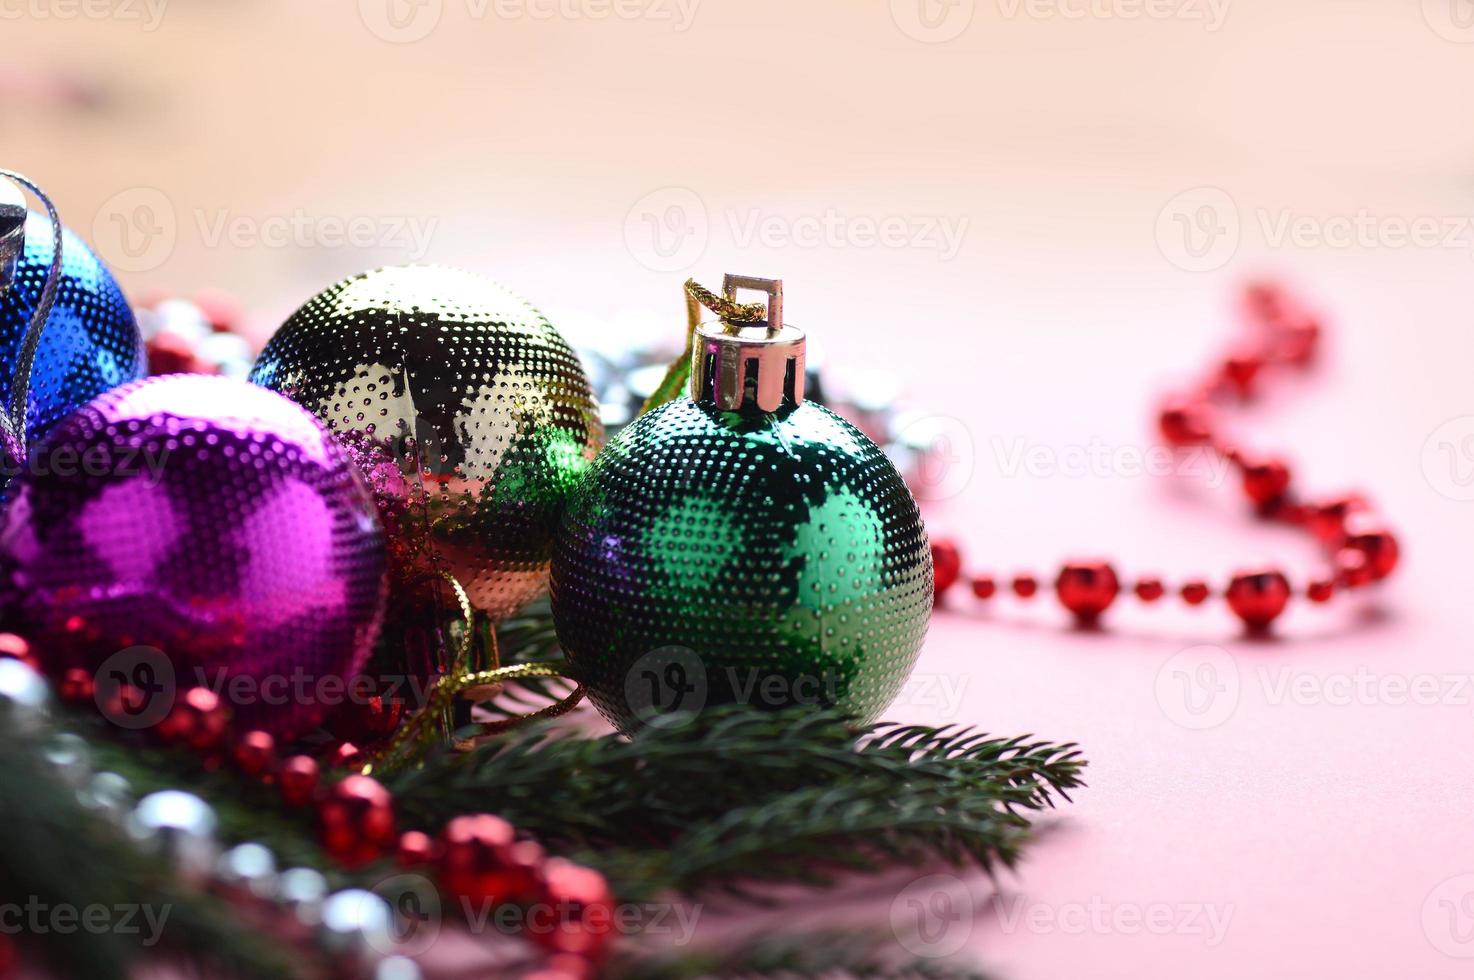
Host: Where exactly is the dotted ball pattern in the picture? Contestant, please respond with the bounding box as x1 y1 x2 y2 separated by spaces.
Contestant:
249 266 603 622
0 212 145 467
0 375 388 738
551 397 933 731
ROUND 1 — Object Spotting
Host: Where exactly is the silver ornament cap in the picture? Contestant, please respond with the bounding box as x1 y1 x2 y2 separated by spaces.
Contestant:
0 178 24 291
690 274 806 413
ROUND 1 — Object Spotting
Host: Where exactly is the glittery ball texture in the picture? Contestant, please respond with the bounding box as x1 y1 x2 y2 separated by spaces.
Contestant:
0 375 388 738
249 265 603 622
0 212 145 486
551 397 933 732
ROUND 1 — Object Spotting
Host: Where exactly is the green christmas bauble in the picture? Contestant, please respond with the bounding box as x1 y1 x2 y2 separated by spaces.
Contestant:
550 285 932 731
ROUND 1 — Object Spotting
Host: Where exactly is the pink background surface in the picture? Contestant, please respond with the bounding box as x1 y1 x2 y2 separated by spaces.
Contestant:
8 1 1474 976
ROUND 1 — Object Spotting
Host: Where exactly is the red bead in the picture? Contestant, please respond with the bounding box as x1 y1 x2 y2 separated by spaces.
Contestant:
328 690 406 745
1225 569 1291 630
1336 547 1372 588
1011 574 1038 599
1306 495 1365 544
279 755 321 808
0 634 39 672
1307 579 1336 603
931 540 962 597
1221 353 1262 397
1271 313 1320 366
1157 398 1214 447
970 576 996 599
157 688 231 752
1339 524 1399 583
1180 581 1211 605
440 814 539 906
193 288 242 332
58 667 95 704
397 830 440 867
232 730 276 778
146 331 213 376
1240 458 1291 507
1054 562 1120 622
325 740 363 770
527 858 617 961
319 775 396 868
1134 578 1165 602
1242 281 1287 321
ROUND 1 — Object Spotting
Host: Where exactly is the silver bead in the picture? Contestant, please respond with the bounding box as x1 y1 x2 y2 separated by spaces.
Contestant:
198 332 255 377
42 732 91 787
276 867 329 929
319 889 395 961
126 790 219 880
0 657 51 734
374 956 423 980
216 843 278 901
78 771 132 822
140 298 211 344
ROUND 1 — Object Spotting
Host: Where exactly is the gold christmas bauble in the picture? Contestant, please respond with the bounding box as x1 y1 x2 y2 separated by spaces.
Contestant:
250 265 602 621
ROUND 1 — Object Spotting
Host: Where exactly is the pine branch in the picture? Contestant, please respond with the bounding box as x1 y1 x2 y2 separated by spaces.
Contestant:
388 706 1085 899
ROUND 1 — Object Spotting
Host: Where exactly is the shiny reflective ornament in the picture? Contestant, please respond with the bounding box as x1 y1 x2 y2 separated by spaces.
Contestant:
0 656 50 734
319 889 395 961
551 277 933 732
0 375 388 738
0 194 145 487
250 265 602 621
126 790 220 881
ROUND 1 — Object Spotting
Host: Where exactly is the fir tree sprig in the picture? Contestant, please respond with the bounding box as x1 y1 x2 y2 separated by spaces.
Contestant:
388 706 1085 899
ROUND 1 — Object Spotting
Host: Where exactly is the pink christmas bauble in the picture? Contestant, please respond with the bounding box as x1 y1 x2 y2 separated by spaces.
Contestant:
0 374 388 738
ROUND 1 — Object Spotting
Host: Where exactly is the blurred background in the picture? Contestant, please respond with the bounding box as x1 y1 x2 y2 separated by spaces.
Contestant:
7 1 1474 977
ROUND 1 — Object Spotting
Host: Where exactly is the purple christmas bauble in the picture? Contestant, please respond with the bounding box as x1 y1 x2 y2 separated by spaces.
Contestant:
0 374 388 737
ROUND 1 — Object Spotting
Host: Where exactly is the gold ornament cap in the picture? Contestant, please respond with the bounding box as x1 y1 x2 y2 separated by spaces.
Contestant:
690 274 806 413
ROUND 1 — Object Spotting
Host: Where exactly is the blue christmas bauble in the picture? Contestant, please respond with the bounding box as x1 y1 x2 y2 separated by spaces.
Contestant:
0 212 145 476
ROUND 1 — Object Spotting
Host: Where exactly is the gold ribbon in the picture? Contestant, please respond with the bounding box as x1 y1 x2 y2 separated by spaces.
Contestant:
640 279 768 416
362 576 584 774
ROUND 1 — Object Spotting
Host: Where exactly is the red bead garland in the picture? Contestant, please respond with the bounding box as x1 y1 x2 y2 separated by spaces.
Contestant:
929 284 1401 633
42 669 618 976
